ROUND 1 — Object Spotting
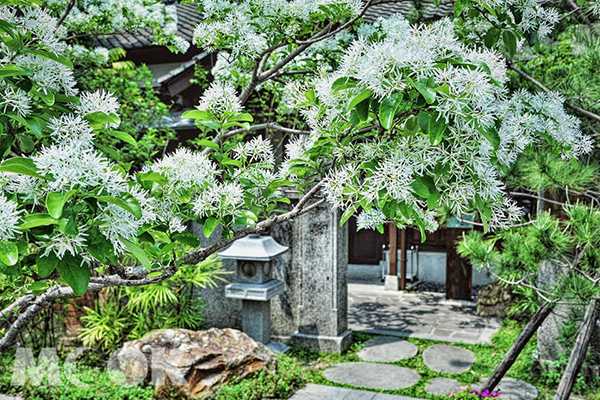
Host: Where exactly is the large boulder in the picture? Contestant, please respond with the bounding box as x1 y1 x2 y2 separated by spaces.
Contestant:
113 328 275 399
476 283 515 318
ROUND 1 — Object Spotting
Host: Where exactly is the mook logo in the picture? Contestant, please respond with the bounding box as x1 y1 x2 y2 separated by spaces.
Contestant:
10 347 188 388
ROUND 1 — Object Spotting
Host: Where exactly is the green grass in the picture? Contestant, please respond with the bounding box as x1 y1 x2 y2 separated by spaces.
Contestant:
1 320 598 399
276 319 599 400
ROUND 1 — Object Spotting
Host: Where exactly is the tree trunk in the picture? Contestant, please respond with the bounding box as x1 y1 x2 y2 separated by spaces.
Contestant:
553 299 599 400
483 303 555 391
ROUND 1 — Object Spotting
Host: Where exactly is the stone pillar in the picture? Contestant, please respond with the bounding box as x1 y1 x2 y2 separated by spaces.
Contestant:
243 301 272 344
538 259 599 378
271 202 352 353
190 223 242 330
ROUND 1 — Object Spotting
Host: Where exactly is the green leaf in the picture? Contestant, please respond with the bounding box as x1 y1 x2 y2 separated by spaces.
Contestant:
340 205 357 227
87 229 117 264
84 111 120 129
19 213 58 229
203 217 220 237
379 97 397 130
105 130 136 145
429 115 447 145
238 210 258 223
37 253 58 278
478 125 501 150
173 232 200 248
229 112 253 122
347 89 373 111
331 76 358 91
196 139 220 151
0 157 46 179
46 190 77 219
355 98 370 122
37 90 55 106
417 111 431 134
484 28 500 48
0 241 18 266
56 255 89 296
182 109 213 121
120 238 152 270
0 65 32 78
502 31 517 57
410 78 437 104
94 193 142 219
17 135 34 153
411 177 430 199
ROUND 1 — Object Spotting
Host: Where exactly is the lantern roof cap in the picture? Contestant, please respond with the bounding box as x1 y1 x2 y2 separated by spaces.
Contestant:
218 234 288 261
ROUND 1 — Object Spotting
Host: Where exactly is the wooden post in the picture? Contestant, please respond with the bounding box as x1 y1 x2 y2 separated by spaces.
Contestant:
445 229 472 300
389 223 397 276
400 229 407 290
483 303 555 391
553 299 599 400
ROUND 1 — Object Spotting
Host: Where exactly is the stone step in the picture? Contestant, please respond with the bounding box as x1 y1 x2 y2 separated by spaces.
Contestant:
289 384 427 400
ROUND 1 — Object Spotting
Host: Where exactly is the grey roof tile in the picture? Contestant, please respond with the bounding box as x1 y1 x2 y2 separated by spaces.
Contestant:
96 3 202 50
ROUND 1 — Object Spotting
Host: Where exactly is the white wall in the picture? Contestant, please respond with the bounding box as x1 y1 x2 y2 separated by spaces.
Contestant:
348 250 494 286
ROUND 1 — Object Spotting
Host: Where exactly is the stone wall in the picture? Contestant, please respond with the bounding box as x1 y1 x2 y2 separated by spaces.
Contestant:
537 259 600 379
191 202 351 353
475 283 515 318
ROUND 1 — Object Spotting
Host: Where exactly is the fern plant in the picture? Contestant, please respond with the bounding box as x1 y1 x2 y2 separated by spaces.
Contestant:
79 256 227 353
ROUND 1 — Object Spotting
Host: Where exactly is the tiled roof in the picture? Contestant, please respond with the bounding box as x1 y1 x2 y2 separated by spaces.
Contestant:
96 3 201 50
97 1 453 51
364 1 454 22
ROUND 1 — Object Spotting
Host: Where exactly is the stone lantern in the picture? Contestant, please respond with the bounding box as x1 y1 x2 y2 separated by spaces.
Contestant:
218 233 288 345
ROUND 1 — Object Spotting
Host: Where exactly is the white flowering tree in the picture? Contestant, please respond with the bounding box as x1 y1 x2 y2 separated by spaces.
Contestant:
0 0 597 352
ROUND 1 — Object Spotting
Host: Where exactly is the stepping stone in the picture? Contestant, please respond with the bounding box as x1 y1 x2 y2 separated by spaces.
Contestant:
425 378 463 396
422 344 475 374
358 336 418 362
289 383 428 400
474 377 538 400
323 362 421 390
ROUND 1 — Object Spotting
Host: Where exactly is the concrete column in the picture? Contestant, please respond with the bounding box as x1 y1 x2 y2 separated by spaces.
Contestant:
243 301 271 344
271 202 352 353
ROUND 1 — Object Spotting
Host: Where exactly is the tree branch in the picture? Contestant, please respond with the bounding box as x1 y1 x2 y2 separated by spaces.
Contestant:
201 123 311 156
507 62 600 123
56 0 76 28
0 183 327 351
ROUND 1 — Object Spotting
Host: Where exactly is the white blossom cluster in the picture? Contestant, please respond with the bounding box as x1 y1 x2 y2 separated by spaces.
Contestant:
197 82 243 118
145 148 245 223
0 7 78 99
69 45 110 66
193 0 363 58
476 0 560 40
0 195 21 241
0 6 67 54
493 90 593 166
284 15 591 231
44 0 189 53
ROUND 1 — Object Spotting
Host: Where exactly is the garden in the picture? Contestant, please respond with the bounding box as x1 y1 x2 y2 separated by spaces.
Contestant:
0 1 599 400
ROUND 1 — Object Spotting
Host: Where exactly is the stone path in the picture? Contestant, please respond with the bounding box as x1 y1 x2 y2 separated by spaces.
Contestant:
290 336 540 400
424 378 462 396
358 336 418 362
323 362 421 390
348 282 501 344
474 377 539 400
423 344 475 374
289 384 426 400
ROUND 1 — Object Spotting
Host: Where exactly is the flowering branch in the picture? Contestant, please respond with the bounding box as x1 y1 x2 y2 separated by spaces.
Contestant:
0 183 325 351
507 61 600 123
